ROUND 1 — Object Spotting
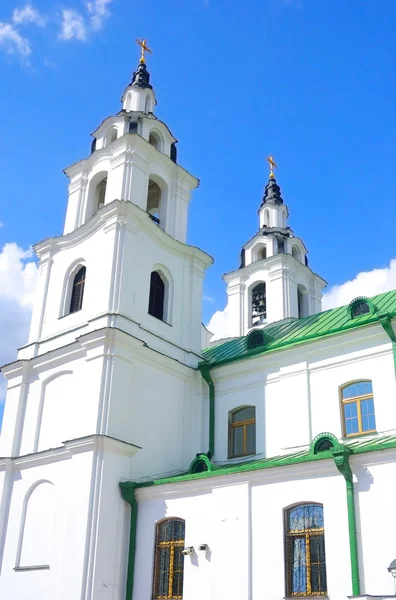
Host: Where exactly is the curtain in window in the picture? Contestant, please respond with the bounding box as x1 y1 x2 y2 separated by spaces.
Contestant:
286 504 327 596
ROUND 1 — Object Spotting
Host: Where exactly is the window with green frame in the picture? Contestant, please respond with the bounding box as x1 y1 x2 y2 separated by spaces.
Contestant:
153 519 185 599
285 503 327 597
341 381 376 437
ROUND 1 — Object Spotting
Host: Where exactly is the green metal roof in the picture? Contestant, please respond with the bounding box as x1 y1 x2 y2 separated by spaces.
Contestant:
202 289 396 367
127 433 396 489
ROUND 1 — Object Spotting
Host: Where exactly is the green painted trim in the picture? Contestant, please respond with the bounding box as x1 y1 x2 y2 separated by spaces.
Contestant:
333 449 360 596
119 482 138 600
130 434 396 489
188 453 222 473
198 363 215 459
379 315 396 374
347 296 376 319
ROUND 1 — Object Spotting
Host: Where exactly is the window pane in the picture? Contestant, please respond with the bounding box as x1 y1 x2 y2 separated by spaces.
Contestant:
357 381 372 396
291 536 307 594
342 383 358 399
246 423 256 455
288 505 324 532
310 535 327 593
232 425 244 456
155 546 170 598
361 398 376 431
344 402 359 435
233 407 255 423
172 546 184 598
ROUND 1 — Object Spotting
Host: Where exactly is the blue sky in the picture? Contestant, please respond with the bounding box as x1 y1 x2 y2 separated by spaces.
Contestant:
1 0 396 427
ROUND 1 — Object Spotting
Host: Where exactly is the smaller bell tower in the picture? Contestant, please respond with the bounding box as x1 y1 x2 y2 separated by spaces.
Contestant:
225 159 326 338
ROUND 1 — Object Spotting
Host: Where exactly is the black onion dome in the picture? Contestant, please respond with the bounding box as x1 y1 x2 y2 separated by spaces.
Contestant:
261 177 284 206
130 62 152 90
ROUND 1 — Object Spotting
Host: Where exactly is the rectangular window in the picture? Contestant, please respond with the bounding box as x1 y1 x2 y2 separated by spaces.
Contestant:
341 381 376 437
285 504 327 597
228 407 256 458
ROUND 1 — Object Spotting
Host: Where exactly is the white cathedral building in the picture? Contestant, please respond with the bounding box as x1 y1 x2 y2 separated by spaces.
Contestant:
1 51 396 600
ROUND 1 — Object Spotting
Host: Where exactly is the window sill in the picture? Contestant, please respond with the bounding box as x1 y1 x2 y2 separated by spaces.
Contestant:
343 430 377 440
58 308 83 320
147 312 172 327
14 565 50 571
227 452 256 461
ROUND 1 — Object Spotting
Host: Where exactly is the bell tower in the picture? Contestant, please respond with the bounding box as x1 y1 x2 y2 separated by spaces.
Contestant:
0 46 212 600
225 159 326 338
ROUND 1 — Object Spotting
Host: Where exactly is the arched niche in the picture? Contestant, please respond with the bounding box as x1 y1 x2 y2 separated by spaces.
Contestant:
144 93 153 113
17 481 55 569
263 208 270 227
148 130 162 151
292 244 302 263
35 372 73 452
105 127 118 146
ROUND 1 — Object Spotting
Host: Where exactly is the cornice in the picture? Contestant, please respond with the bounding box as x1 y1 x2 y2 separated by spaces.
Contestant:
0 435 141 470
33 200 212 267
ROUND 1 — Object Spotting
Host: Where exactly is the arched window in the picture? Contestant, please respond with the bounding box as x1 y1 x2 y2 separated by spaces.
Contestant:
96 178 107 211
228 406 256 458
341 381 376 436
147 178 162 222
69 266 86 314
148 271 165 321
351 300 370 318
285 503 327 597
251 282 266 326
153 519 185 599
297 285 309 319
247 330 264 349
260 247 267 260
263 209 270 227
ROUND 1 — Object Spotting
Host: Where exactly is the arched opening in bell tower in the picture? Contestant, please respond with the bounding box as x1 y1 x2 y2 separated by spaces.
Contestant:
292 244 302 263
297 284 309 318
86 171 108 219
251 282 267 327
146 175 167 226
149 130 161 151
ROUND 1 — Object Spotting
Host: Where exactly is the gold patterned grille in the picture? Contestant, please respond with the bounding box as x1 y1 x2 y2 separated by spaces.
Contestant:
153 519 185 599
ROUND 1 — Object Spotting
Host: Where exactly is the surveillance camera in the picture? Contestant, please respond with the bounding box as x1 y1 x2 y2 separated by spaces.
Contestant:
198 544 209 552
181 546 194 556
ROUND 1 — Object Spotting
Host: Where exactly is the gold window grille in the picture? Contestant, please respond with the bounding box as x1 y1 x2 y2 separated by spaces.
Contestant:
153 519 185 599
285 503 327 597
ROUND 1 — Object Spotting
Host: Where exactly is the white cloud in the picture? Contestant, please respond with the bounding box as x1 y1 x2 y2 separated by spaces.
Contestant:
322 259 396 310
86 0 113 30
0 243 38 404
59 9 87 41
206 259 396 341
206 304 229 342
12 4 45 27
0 22 31 58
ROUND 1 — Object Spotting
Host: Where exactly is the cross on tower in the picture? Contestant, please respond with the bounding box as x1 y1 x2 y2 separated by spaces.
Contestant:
266 155 278 179
136 39 152 64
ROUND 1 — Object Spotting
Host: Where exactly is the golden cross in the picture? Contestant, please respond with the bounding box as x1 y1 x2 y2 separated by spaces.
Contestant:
136 39 152 64
266 155 278 179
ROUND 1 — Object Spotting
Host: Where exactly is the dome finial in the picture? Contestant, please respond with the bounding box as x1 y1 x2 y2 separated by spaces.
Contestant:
136 38 152 64
266 155 277 179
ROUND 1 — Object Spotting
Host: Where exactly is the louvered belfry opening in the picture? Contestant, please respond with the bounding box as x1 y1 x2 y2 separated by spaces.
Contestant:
70 266 86 314
149 271 165 320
